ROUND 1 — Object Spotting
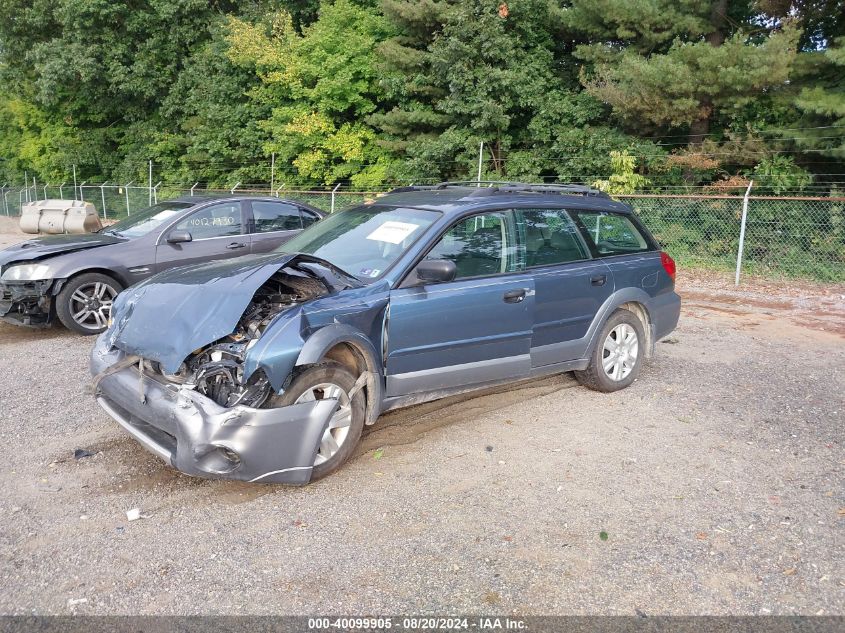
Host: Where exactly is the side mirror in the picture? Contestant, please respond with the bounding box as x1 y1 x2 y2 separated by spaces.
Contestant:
416 259 456 284
167 230 192 244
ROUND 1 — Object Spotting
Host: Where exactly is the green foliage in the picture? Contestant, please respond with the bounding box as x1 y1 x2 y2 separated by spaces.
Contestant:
750 156 812 194
592 151 650 194
226 0 396 187
0 0 842 199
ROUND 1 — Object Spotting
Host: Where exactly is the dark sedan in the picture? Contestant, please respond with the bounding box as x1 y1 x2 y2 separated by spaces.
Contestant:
0 196 323 334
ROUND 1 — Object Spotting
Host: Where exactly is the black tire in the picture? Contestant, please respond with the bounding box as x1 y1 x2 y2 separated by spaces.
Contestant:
265 362 365 481
55 272 123 335
575 309 646 393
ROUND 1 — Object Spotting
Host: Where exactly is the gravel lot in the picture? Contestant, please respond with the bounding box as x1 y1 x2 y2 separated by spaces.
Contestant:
0 222 843 615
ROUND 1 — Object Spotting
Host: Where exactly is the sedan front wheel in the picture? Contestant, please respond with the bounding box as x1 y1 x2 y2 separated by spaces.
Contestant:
55 272 123 335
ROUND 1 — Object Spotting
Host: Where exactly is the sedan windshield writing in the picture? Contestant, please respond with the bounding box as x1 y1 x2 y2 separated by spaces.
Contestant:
277 205 440 281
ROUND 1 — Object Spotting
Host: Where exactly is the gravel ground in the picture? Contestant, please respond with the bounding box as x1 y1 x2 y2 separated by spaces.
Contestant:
0 226 842 615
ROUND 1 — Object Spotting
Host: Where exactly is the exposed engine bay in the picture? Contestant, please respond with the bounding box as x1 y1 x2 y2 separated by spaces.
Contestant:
149 269 328 407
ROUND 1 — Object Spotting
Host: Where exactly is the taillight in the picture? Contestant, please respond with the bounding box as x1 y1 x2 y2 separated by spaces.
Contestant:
660 251 676 281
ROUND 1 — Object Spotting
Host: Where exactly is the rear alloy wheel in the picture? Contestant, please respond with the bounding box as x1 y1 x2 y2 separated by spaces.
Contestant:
575 309 645 393
264 362 365 481
55 272 123 335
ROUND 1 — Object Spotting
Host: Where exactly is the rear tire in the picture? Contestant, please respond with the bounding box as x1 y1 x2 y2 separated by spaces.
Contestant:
55 272 123 335
265 362 365 481
575 309 645 393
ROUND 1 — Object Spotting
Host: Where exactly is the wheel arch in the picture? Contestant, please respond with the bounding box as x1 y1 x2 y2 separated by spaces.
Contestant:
585 288 656 360
52 267 127 296
295 324 384 425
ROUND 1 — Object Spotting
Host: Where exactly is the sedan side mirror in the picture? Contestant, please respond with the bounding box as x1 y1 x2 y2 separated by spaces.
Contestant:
167 230 193 244
416 259 457 284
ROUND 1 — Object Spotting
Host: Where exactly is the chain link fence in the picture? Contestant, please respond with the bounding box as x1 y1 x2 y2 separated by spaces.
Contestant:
620 194 845 282
1 183 843 283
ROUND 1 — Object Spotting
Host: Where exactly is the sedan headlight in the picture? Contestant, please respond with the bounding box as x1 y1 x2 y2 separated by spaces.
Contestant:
0 263 54 282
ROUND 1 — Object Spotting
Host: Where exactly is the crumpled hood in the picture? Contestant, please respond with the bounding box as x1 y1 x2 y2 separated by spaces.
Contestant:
105 253 309 373
0 233 125 270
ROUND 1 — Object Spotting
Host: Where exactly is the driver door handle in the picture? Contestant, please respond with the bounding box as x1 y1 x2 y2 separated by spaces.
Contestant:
503 288 527 303
226 242 247 250
590 274 607 286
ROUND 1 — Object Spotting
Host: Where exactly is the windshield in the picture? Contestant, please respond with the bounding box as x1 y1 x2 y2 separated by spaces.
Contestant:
277 205 440 281
102 201 193 238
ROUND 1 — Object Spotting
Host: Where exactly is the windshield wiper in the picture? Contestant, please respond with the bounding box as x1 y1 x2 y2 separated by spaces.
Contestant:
101 228 124 237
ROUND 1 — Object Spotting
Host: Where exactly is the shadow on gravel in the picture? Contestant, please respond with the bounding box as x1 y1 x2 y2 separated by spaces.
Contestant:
357 371 579 455
0 321 76 345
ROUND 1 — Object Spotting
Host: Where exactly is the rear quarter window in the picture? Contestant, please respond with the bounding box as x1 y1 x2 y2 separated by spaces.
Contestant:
575 211 651 256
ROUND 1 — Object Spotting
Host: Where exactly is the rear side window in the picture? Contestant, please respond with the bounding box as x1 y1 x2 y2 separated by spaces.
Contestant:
251 201 302 232
576 211 650 256
521 209 588 267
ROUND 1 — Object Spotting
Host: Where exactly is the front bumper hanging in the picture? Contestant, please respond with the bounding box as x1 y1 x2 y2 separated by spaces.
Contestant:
90 337 338 484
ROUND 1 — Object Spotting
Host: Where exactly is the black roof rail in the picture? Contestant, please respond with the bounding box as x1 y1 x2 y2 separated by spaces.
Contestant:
434 181 610 198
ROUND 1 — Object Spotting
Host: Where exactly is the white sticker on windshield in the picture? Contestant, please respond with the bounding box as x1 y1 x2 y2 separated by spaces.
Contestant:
366 221 420 244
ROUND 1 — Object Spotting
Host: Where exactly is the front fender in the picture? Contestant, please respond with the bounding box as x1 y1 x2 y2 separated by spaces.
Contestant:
296 324 384 425
244 316 385 425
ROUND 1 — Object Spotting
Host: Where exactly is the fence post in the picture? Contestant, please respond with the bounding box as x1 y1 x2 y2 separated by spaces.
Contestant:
190 182 198 196
59 182 65 200
43 183 48 199
476 141 484 185
734 180 754 286
125 182 133 215
79 181 87 202
270 152 275 193
72 166 77 201
100 182 108 220
148 161 153 206
230 181 241 194
3 187 8 216
331 183 341 213
275 184 285 198
153 181 161 204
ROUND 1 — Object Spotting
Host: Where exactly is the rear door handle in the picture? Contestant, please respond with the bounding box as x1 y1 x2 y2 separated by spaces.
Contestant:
227 242 247 250
503 288 527 303
590 274 607 286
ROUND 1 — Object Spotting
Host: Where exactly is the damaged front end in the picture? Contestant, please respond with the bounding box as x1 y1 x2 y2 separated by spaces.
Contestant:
0 279 54 327
91 255 352 484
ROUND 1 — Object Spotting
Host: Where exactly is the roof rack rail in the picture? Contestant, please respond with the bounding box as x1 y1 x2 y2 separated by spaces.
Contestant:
388 181 609 198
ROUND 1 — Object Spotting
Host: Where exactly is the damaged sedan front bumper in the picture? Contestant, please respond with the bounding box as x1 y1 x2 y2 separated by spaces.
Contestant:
90 336 338 484
0 280 54 327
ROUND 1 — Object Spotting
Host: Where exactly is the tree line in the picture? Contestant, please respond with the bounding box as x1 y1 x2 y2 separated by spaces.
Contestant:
0 0 843 194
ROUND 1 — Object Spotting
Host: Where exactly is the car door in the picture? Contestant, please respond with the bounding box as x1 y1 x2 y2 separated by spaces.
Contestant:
247 200 306 254
520 208 614 367
155 201 249 271
386 209 535 398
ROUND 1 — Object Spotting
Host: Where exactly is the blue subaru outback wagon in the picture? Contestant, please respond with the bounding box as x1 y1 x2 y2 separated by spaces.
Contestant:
91 183 681 483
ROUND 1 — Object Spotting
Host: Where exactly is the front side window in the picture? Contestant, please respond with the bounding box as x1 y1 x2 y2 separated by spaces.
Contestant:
521 209 588 267
251 201 302 233
175 202 243 239
576 211 649 256
277 205 440 282
425 210 520 280
301 209 320 228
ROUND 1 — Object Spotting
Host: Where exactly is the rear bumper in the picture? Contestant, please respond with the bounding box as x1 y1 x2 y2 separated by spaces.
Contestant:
90 335 337 484
650 290 681 341
0 280 54 327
